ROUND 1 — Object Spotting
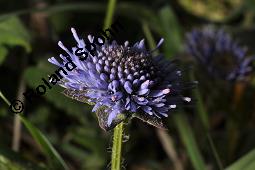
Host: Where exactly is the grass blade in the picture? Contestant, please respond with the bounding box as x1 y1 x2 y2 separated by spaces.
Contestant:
174 114 207 170
0 91 69 170
19 116 69 170
158 6 183 58
226 148 255 170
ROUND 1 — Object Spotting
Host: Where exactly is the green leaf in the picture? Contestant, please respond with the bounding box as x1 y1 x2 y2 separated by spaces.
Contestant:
178 0 244 22
0 91 67 170
190 71 209 129
0 16 31 65
226 148 255 170
0 146 46 170
0 16 31 52
62 126 107 169
19 116 68 170
0 155 29 170
158 6 183 58
174 114 207 170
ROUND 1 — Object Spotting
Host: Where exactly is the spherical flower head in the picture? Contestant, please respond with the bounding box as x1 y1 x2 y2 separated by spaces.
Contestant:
48 28 191 131
185 26 255 81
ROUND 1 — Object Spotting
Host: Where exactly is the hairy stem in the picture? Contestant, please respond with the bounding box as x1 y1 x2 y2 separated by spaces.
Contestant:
103 0 122 169
111 122 124 170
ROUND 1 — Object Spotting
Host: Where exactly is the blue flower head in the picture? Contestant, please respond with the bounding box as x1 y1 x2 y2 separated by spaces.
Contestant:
48 28 190 131
186 26 255 81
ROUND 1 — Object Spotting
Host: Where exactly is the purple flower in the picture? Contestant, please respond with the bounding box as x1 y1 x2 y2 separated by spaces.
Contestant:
48 28 190 131
186 26 255 81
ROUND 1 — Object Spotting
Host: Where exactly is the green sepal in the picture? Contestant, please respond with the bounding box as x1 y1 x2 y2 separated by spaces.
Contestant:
62 89 95 105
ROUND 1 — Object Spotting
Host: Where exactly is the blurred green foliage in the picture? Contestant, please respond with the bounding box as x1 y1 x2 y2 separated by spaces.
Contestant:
0 17 31 65
0 0 255 170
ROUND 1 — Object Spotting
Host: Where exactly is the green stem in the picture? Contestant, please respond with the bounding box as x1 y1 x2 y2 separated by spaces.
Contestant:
141 21 157 52
103 0 123 169
104 0 117 29
190 72 223 169
174 114 206 170
207 133 224 170
111 122 124 170
190 72 209 129
0 91 11 105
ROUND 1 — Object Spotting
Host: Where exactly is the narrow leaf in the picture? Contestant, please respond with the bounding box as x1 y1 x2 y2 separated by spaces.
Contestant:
19 116 69 170
174 114 207 170
158 6 183 57
0 16 31 52
226 148 255 170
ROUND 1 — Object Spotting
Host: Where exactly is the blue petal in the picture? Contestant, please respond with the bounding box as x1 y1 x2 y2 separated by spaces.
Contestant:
149 89 170 97
111 91 123 101
100 73 108 82
48 57 63 67
124 81 133 94
133 96 148 105
140 80 150 90
137 88 149 95
141 106 153 115
107 109 118 126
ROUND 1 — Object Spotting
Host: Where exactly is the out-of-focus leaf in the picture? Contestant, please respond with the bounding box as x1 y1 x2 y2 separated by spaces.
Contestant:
142 21 157 53
62 143 105 170
226 148 255 170
29 106 50 126
178 0 244 22
158 6 182 58
20 116 68 170
0 155 28 170
0 16 31 52
245 0 255 14
190 71 209 129
174 114 206 170
0 106 8 117
0 16 31 65
0 147 46 170
0 91 66 169
72 131 105 154
62 126 107 170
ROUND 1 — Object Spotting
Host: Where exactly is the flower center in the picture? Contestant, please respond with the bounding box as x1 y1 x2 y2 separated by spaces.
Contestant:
210 52 238 78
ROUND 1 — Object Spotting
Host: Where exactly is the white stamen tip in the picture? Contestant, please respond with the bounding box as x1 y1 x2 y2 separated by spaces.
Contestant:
58 41 63 47
71 27 76 33
163 89 170 94
184 97 191 102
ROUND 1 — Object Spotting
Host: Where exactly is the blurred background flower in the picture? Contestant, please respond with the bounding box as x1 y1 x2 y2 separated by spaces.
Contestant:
185 26 255 81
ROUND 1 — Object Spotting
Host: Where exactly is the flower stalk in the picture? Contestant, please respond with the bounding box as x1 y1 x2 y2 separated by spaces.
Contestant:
111 122 124 170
